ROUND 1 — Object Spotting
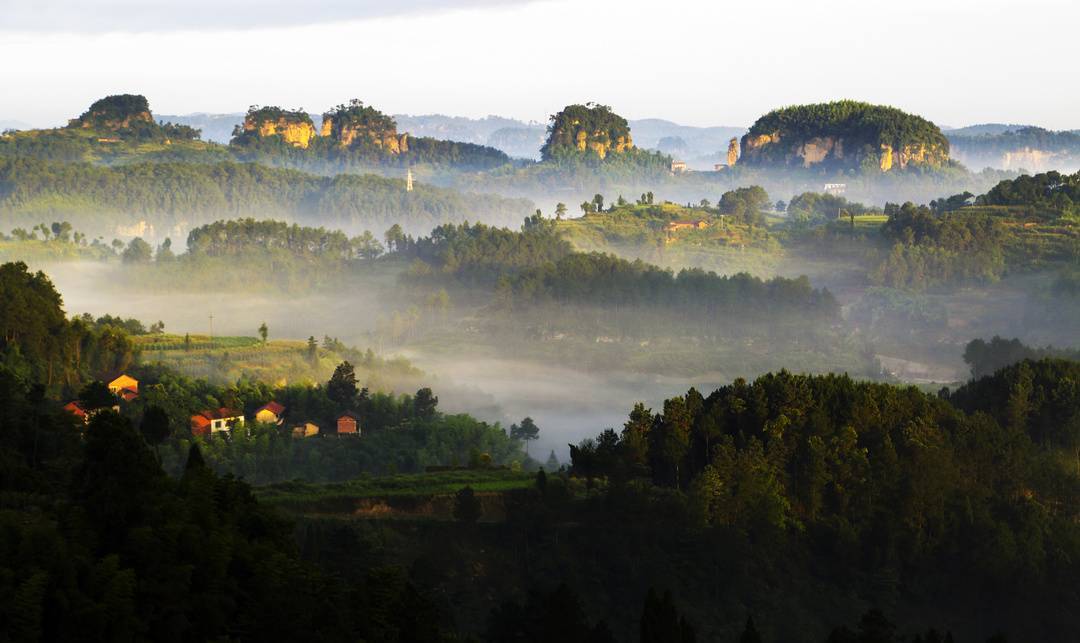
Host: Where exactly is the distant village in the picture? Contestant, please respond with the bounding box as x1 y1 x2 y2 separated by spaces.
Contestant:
63 374 362 439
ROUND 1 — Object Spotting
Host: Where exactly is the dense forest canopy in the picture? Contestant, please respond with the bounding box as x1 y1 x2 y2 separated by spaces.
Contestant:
320 98 399 145
0 157 533 237
0 261 137 389
540 103 635 161
566 361 1080 639
979 170 1080 212
949 126 1080 155
740 101 950 172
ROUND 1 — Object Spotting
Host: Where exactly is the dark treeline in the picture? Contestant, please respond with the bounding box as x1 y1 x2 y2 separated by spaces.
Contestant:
962 335 1080 379
0 374 471 641
0 262 137 389
405 219 837 320
503 252 835 317
561 361 1080 640
184 218 383 260
410 217 574 286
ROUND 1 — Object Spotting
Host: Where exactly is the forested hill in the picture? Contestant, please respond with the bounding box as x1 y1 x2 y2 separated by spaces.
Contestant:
949 127 1080 172
0 94 514 174
563 360 1080 641
0 158 534 238
739 101 950 172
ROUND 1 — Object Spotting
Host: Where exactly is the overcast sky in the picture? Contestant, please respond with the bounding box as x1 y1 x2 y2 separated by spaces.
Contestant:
1 0 1076 130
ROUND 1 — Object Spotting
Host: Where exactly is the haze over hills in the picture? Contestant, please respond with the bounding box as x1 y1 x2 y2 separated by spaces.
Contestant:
144 109 1080 173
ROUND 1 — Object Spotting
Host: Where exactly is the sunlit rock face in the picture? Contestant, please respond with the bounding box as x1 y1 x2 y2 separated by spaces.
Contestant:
541 103 635 161
740 101 950 172
242 112 316 149
320 99 408 153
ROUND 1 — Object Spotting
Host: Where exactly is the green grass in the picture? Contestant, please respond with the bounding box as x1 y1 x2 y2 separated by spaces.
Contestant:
134 334 424 389
852 214 888 227
257 469 535 508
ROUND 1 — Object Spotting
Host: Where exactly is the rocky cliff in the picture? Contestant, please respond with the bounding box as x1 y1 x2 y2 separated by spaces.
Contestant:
948 127 1080 172
236 107 317 148
540 103 634 161
739 101 950 172
321 99 407 153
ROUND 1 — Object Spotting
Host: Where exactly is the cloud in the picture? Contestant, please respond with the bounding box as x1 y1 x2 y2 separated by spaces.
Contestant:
1 0 536 33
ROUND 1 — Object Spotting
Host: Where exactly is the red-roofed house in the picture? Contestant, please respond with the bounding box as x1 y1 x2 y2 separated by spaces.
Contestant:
63 401 89 424
190 414 212 438
190 408 245 437
255 401 285 425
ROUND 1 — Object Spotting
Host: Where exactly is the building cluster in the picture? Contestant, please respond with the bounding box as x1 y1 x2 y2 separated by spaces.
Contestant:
188 401 362 440
63 374 139 423
61 373 363 440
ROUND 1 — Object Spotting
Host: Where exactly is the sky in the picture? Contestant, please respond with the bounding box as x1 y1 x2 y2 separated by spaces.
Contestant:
1 0 1077 130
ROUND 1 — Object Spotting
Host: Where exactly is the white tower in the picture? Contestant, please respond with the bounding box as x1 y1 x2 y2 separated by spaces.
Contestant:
406 168 414 192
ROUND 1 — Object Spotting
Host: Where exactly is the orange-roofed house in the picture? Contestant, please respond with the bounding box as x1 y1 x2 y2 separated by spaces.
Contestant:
665 220 708 233
108 374 139 401
335 411 361 436
255 401 286 425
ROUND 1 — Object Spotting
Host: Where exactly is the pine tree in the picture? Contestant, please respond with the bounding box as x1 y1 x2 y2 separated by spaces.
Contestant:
545 449 560 471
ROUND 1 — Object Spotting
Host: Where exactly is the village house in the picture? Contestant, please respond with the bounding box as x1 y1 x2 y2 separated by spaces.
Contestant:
63 401 89 424
335 411 361 436
190 407 245 438
665 220 708 233
670 159 688 173
108 374 138 401
291 422 320 439
254 401 285 425
63 399 120 425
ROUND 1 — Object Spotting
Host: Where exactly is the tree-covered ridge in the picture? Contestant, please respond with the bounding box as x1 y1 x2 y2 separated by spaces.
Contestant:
232 105 317 148
411 219 574 285
541 103 635 161
403 219 836 321
962 335 1080 380
69 94 153 129
740 100 950 172
0 262 139 390
979 170 1080 212
54 93 199 142
185 218 373 259
0 158 533 237
320 98 402 149
566 360 1080 638
503 252 837 317
949 126 1080 154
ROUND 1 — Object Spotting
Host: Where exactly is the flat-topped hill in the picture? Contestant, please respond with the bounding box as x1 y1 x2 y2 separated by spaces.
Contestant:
739 100 950 172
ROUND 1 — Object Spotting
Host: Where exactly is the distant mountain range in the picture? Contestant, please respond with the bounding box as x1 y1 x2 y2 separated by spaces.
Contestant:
13 108 1079 172
155 112 746 164
0 120 32 131
945 123 1037 137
